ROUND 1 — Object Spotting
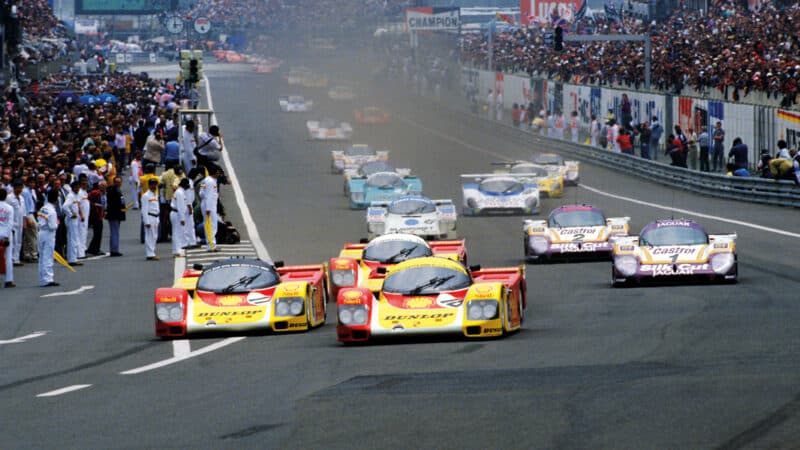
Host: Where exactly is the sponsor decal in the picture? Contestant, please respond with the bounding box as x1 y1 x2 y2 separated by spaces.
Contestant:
404 297 433 308
483 327 502 333
553 242 603 252
650 247 696 255
436 293 463 308
246 292 271 305
218 295 243 306
713 243 729 248
528 227 546 234
197 310 261 317
333 259 353 270
159 296 178 303
656 220 692 228
289 322 306 328
383 313 455 320
342 290 363 301
640 263 708 276
619 245 635 251
558 228 598 235
404 218 420 226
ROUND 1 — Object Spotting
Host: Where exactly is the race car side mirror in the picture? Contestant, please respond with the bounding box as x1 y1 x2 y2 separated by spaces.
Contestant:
376 267 387 274
468 264 481 272
273 260 284 268
192 263 204 271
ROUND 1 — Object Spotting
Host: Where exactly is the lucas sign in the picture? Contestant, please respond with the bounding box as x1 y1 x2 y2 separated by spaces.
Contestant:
405 7 461 31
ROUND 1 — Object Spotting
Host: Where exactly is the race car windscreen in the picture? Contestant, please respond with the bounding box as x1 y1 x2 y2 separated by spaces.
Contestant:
388 198 436 214
196 263 281 293
367 173 404 188
359 161 394 176
511 165 548 176
364 240 432 263
533 154 563 165
320 119 337 128
347 145 376 156
288 96 304 102
383 266 471 295
480 178 523 194
640 226 709 246
549 209 606 227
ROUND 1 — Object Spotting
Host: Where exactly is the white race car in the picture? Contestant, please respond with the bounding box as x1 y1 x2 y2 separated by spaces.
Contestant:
279 95 313 112
328 85 356 100
367 195 457 240
461 174 540 216
307 118 353 140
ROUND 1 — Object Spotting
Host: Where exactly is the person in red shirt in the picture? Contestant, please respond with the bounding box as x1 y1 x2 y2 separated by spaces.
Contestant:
617 128 634 155
512 103 521 127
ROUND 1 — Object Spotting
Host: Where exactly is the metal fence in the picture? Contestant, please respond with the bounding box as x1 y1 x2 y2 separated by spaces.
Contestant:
456 108 800 208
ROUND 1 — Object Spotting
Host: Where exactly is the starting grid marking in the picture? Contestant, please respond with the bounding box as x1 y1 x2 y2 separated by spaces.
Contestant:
182 240 259 266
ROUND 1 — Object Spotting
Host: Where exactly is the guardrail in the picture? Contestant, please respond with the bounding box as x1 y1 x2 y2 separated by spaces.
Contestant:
432 98 800 208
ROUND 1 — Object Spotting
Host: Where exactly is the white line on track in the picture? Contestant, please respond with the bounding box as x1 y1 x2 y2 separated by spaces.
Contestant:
172 339 191 358
36 384 91 397
40 285 95 298
120 337 246 375
401 114 800 239
0 331 48 345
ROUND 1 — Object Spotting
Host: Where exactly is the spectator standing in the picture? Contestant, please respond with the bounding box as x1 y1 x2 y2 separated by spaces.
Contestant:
200 166 220 252
129 151 142 210
620 94 632 130
511 103 520 127
590 114 601 148
666 134 687 168
570 111 579 143
518 105 528 130
486 90 494 120
712 122 725 172
618 129 634 155
144 133 164 168
649 116 663 161
636 121 652 159
78 175 90 259
170 178 189 257
141 178 160 261
728 138 749 171
698 126 710 172
86 180 107 255
133 120 149 154
183 176 198 249
8 179 25 267
495 90 504 121
181 120 197 176
164 137 181 169
607 120 620 152
0 189 15 287
37 189 59 287
687 128 699 170
195 125 223 173
554 111 565 140
105 176 126 257
63 181 83 267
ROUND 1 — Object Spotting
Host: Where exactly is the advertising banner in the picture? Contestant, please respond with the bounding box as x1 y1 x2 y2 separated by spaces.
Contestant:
405 7 461 31
521 0 585 26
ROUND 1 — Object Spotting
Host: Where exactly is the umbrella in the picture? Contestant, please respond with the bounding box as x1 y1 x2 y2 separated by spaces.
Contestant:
98 93 119 103
78 94 100 105
56 90 78 104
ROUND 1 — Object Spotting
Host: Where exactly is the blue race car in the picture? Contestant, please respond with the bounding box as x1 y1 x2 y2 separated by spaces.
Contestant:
349 172 422 209
460 174 540 216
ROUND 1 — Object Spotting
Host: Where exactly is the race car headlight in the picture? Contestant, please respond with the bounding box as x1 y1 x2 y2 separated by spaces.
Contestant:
525 196 539 209
339 305 368 325
614 255 639 277
275 297 304 317
156 303 183 322
553 181 562 190
466 198 478 208
331 270 355 287
710 253 735 274
467 300 499 320
529 236 549 254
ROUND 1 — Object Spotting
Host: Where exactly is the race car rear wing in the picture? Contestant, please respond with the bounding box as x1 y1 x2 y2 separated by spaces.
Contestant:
709 233 737 243
471 265 525 286
277 264 326 282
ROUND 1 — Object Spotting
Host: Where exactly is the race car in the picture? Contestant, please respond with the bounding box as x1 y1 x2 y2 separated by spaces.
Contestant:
343 161 410 196
611 219 738 287
327 233 467 302
367 195 457 240
153 258 327 338
492 161 564 198
354 106 390 124
336 256 526 343
302 73 329 88
285 66 312 85
307 118 353 140
532 153 580 185
213 50 246 62
279 95 313 112
350 171 423 209
253 57 283 73
331 144 389 174
328 85 356 100
523 205 630 262
461 174 540 216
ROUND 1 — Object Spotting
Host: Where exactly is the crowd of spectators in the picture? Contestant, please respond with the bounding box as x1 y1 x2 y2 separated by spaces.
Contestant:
460 0 800 106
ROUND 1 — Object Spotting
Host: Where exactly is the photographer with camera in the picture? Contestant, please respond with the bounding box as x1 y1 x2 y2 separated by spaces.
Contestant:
194 125 224 176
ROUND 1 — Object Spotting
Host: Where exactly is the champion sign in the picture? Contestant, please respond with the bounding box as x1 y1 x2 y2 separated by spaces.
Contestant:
405 7 461 31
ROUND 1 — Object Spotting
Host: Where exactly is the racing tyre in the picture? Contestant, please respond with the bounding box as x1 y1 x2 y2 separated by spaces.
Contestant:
611 267 629 288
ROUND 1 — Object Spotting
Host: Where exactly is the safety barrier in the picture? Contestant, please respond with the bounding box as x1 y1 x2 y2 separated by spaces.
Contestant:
457 108 800 208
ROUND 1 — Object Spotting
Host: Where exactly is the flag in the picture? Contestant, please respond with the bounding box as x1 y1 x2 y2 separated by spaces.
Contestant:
496 12 515 26
574 0 587 21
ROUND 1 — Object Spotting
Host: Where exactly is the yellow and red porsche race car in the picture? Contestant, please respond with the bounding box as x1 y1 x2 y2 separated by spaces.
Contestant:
154 258 327 338
336 257 526 343
354 106 390 124
327 233 466 301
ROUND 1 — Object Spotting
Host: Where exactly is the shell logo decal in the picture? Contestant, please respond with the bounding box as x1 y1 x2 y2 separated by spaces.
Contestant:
218 295 243 306
404 297 433 309
333 258 352 269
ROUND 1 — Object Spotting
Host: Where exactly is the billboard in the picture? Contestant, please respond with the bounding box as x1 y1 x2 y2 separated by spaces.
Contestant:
76 0 167 15
521 0 584 26
405 7 461 31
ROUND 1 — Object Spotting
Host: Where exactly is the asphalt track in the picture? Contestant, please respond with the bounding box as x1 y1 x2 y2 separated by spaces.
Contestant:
1 50 799 449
